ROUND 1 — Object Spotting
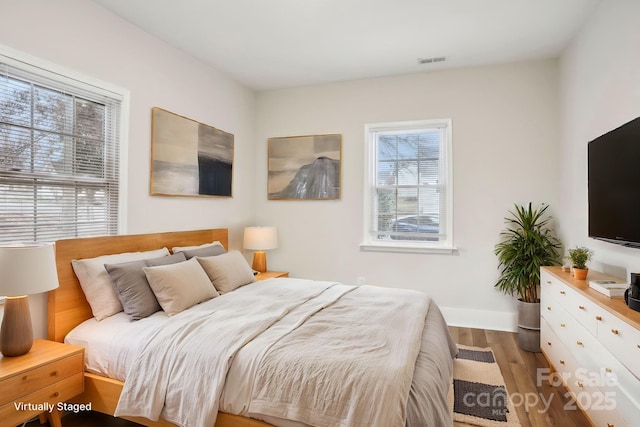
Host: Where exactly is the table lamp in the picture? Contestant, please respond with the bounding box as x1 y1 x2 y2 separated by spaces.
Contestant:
243 226 278 273
0 244 59 357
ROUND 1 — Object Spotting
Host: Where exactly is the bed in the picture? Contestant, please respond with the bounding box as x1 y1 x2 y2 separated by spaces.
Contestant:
48 228 457 427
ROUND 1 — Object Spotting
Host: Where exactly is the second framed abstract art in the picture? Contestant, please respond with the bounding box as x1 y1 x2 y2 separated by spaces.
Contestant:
268 134 341 200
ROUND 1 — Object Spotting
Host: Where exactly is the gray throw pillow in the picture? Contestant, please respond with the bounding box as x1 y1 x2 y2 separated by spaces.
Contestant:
180 244 226 259
105 252 187 320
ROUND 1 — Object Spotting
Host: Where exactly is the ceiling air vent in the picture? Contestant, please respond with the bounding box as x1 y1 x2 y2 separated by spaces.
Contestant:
417 57 446 65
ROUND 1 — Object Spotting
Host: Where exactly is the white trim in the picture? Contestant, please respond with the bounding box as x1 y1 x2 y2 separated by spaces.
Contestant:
440 307 518 332
0 43 130 235
118 94 130 235
0 44 125 99
359 243 457 254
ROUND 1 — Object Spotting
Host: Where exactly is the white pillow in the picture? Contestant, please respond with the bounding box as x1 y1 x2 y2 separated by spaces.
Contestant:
172 241 223 253
196 250 256 294
71 248 170 321
144 257 219 316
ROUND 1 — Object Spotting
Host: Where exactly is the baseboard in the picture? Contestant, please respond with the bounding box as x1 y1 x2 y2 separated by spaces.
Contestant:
440 306 518 332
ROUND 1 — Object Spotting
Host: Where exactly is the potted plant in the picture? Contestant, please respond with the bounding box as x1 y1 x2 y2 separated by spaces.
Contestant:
566 246 593 280
494 203 562 352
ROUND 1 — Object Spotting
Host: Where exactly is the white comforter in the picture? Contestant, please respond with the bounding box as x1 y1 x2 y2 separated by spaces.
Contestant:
114 279 430 427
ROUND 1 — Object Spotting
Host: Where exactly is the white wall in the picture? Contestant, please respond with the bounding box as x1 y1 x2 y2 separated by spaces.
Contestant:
256 61 561 331
559 0 640 280
0 0 257 338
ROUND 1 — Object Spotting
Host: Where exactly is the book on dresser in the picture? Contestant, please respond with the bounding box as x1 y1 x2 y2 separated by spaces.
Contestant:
588 279 628 297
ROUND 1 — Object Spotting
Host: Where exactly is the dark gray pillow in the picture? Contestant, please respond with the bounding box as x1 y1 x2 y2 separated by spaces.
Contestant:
146 251 187 267
105 252 187 320
180 244 226 259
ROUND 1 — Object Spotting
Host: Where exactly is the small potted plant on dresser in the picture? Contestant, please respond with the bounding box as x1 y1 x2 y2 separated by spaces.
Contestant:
494 203 562 352
566 246 593 280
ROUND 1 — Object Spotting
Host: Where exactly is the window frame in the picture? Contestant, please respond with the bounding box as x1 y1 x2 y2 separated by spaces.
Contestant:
361 119 454 254
0 44 129 243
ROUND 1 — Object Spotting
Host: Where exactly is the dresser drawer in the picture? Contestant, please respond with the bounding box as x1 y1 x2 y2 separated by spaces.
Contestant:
542 320 633 427
541 297 574 340
598 312 640 381
555 282 600 336
541 270 561 301
584 398 628 427
0 371 83 427
0 352 83 406
541 318 580 377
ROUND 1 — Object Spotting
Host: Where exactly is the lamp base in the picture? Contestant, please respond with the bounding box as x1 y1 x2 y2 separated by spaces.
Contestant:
252 251 267 273
1 296 34 357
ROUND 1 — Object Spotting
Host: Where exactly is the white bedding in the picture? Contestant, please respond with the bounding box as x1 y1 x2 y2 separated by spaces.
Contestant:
66 278 456 427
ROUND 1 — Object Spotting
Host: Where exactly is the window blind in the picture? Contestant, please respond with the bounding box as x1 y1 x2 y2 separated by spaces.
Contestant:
0 60 121 244
363 119 453 252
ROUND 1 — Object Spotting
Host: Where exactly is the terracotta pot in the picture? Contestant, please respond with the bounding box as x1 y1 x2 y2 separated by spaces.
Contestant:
573 267 588 280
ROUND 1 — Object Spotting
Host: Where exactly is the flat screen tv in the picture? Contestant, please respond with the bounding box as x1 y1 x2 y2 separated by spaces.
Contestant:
588 116 640 248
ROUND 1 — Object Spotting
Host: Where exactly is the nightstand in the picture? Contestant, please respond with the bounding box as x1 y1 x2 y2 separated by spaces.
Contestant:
255 271 289 280
0 339 84 427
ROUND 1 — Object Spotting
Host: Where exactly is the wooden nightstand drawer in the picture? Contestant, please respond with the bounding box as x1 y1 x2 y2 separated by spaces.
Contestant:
0 372 83 427
0 340 85 427
0 352 83 405
256 271 289 280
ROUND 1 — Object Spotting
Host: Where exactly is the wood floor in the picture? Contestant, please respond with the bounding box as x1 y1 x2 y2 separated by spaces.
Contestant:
29 327 590 427
449 326 590 427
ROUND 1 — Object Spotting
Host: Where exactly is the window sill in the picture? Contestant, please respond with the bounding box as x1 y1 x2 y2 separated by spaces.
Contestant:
360 243 457 255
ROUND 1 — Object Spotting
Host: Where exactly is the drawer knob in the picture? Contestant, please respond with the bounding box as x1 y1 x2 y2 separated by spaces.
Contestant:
611 329 619 335
560 291 566 295
546 281 551 285
547 341 552 346
577 341 584 347
578 305 585 310
596 316 602 321
605 368 612 373
52 392 59 398
22 375 28 381
50 370 58 377
547 306 552 311
577 381 584 388
560 359 565 365
560 323 566 328
608 424 614 427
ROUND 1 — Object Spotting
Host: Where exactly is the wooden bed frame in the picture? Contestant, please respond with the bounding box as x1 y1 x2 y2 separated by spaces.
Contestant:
48 228 272 427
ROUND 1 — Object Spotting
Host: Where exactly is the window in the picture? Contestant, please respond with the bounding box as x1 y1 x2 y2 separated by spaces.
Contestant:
362 119 453 253
0 51 126 244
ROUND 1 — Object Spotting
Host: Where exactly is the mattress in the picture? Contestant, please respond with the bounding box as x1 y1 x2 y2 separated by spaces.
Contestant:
65 278 456 426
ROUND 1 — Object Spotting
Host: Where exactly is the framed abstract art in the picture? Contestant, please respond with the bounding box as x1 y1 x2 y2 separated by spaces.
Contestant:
150 107 233 197
268 134 341 200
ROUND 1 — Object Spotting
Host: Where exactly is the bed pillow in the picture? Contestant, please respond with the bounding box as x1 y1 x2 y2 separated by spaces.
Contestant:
172 241 223 255
71 248 170 321
144 257 219 316
173 241 226 259
105 252 187 320
196 250 256 294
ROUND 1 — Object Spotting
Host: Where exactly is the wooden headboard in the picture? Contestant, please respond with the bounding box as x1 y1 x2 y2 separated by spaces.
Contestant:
48 228 229 343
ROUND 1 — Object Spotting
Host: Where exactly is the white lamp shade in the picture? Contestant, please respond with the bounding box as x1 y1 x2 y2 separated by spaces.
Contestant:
243 227 278 250
0 244 59 296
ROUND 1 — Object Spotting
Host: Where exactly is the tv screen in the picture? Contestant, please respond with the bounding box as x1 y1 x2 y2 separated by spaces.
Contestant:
588 116 640 248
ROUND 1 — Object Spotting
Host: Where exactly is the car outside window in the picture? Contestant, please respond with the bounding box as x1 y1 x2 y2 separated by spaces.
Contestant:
362 119 453 253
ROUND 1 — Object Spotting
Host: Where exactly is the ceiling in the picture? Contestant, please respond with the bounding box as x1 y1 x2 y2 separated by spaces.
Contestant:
92 0 600 91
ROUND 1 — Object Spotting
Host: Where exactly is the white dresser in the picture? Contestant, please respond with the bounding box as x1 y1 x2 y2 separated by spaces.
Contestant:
540 266 640 427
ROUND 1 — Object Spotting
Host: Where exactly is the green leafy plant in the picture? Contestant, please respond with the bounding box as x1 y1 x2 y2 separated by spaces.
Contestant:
566 246 593 270
494 203 562 303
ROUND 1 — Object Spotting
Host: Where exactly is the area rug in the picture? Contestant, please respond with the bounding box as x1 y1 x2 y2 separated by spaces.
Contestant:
450 345 520 427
